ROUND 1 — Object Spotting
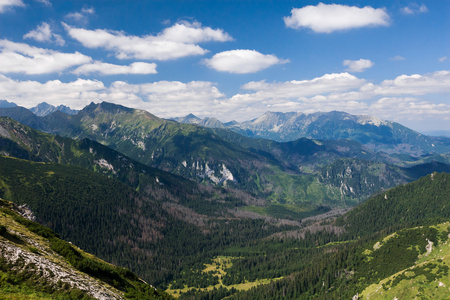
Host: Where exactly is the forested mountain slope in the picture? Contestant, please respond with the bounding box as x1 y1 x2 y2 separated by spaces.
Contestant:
0 116 243 217
0 155 301 288
0 198 171 299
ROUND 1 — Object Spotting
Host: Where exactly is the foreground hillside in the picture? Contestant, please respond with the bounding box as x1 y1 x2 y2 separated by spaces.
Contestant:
360 223 450 299
0 198 171 299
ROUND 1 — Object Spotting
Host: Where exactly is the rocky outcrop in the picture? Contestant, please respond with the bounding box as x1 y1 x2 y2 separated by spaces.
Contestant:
0 235 123 300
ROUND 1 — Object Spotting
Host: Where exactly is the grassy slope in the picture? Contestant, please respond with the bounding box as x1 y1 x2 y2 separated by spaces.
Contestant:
360 223 450 299
166 256 283 298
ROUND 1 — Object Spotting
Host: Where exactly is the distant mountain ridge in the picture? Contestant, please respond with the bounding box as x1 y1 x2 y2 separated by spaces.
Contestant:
0 100 17 108
174 111 450 155
0 101 78 116
30 101 78 116
423 130 450 137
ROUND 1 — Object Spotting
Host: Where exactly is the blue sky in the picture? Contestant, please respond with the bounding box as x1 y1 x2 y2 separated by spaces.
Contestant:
0 0 448 132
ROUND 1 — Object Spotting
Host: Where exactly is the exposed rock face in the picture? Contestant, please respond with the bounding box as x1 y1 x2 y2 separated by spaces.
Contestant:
0 237 123 300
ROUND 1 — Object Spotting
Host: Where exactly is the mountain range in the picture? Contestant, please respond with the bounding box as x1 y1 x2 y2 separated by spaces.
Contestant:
1 102 449 211
174 111 450 155
0 100 449 299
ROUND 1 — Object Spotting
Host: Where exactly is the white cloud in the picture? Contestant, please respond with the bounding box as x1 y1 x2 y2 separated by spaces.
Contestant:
390 55 406 61
65 6 95 25
343 59 374 73
0 0 24 13
0 75 226 118
35 0 51 7
369 97 450 121
0 74 106 109
0 70 449 130
241 73 366 98
63 21 232 60
401 4 428 15
286 71 450 104
284 3 390 33
23 22 65 46
373 71 450 95
204 50 288 74
161 20 232 43
0 39 91 74
24 22 51 42
439 56 447 62
73 61 157 75
81 7 94 15
223 71 450 122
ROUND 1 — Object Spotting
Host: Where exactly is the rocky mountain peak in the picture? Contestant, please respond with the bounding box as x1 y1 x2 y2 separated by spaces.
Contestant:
30 102 78 117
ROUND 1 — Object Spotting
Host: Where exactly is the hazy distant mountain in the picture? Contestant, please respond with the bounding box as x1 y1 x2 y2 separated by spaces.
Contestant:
423 130 450 137
172 113 201 124
0 100 17 108
30 102 78 116
176 111 450 155
172 114 226 128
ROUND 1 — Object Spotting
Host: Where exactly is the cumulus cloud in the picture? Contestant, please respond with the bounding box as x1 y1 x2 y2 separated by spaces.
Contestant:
0 74 106 109
0 74 226 118
224 71 450 122
369 97 450 121
204 50 288 74
23 22 65 46
0 39 91 74
401 3 428 15
343 59 374 73
64 21 232 61
241 73 365 98
0 70 449 128
284 3 390 33
73 61 157 75
373 71 450 95
0 0 24 13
